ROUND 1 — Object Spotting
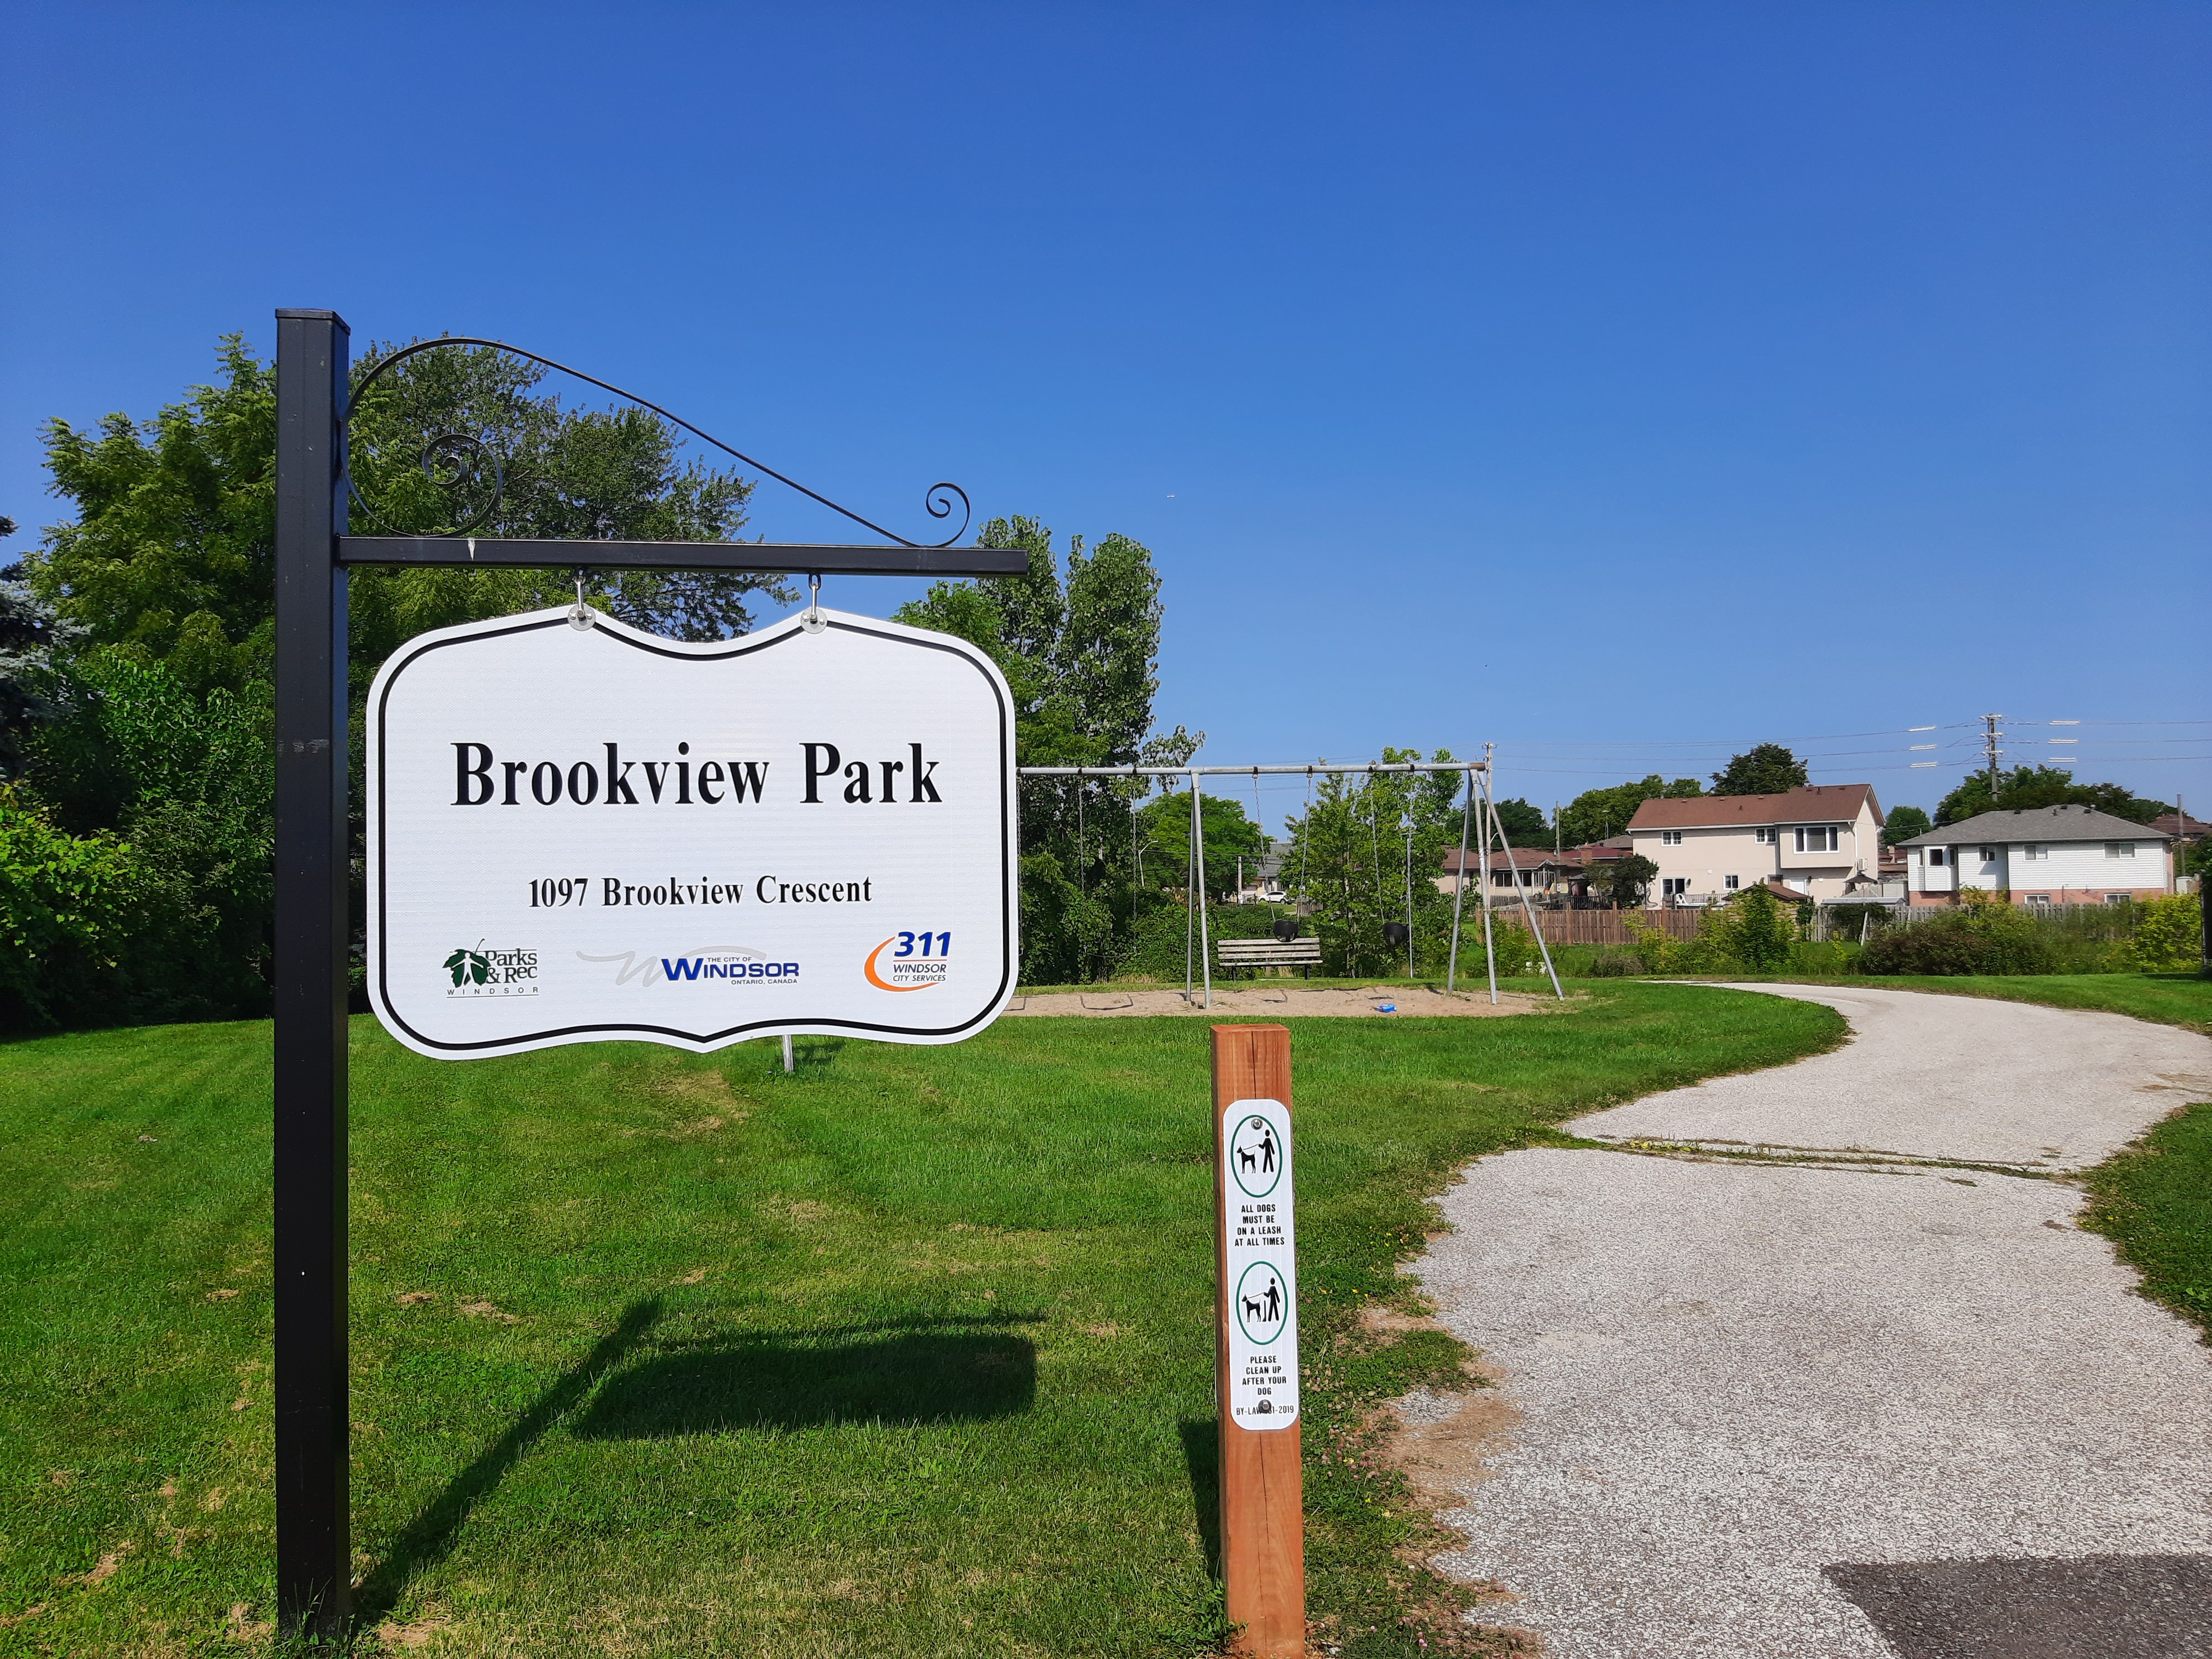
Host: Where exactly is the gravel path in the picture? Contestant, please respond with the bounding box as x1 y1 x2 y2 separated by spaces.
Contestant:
1409 984 2212 1658
1576 983 2212 1171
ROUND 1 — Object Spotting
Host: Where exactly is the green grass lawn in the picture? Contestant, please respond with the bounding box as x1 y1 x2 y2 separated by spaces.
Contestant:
0 985 1843 1658
2083 1101 2212 1343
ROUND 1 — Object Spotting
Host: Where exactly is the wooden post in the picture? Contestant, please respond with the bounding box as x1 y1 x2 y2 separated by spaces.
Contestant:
1211 1024 1305 1657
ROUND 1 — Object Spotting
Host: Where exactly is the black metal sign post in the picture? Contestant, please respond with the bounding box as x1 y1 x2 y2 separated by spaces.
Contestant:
270 308 1024 1636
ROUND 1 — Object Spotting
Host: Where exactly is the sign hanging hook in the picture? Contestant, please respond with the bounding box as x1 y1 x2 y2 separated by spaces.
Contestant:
568 566 596 631
801 572 827 634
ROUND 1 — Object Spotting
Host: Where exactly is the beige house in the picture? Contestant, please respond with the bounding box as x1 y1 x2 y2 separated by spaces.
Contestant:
1626 784 1884 905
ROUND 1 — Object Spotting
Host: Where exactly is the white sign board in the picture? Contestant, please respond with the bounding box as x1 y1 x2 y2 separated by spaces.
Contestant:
1221 1098 1300 1429
366 604 1017 1058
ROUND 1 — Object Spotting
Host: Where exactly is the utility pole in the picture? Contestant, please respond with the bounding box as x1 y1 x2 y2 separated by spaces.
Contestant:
1983 713 2004 796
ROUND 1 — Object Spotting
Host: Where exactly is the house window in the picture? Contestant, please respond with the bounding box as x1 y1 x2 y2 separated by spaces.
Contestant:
1754 826 1776 844
1724 874 1739 890
1794 826 1837 853
2020 844 2045 860
1662 878 1689 898
1927 848 1947 868
1660 830 1682 846
2104 842 2134 859
2104 893 2130 906
2025 893 2051 906
1978 847 1996 864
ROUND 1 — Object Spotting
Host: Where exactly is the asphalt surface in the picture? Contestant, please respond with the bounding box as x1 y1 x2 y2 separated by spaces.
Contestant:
1411 985 2212 1658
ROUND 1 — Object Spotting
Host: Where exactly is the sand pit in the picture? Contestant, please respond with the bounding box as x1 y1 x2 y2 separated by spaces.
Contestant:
1005 984 1555 1018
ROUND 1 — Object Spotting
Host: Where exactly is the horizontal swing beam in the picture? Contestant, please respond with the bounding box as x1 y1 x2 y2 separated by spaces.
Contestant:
335 536 1031 576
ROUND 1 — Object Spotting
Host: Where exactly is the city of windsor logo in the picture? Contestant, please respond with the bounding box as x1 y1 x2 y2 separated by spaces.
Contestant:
442 944 540 997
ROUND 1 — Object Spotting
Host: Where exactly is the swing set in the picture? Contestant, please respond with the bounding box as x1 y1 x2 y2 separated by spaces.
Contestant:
1019 757 1563 1009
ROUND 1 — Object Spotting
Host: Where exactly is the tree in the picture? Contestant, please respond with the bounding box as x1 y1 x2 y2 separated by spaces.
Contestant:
895 517 1191 984
1135 790 1267 898
1 535 84 783
0 652 280 1029
1882 805 1932 848
1281 750 1465 977
14 335 789 1025
1935 765 2166 828
28 335 787 697
1711 743 1808 796
1556 776 1702 847
1590 853 1659 909
1491 796 1551 848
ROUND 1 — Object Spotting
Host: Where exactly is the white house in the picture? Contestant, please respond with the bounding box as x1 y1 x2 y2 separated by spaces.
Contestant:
1626 784 1884 904
1896 805 2174 905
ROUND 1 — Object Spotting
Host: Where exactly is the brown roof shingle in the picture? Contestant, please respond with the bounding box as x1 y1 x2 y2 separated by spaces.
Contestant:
1626 784 1879 832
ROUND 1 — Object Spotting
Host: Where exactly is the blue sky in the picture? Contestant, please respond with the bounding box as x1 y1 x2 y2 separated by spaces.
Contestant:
3 2 2205 830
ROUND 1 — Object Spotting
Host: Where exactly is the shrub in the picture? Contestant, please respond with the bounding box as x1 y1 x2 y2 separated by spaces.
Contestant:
0 788 155 1028
2110 895 2204 973
1623 887 1799 974
1860 890 2054 976
1705 885 1796 971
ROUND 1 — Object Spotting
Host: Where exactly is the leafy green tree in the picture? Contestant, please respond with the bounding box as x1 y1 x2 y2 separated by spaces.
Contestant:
1881 804 1932 847
27 655 277 1019
345 338 786 660
896 517 1191 984
1281 752 1465 977
1491 796 1551 848
1 536 84 782
28 335 787 698
1935 765 2166 827
1590 852 1659 909
1556 776 1702 847
30 341 281 694
0 787 154 1029
1135 790 1267 898
1710 743 1808 796
16 335 787 1025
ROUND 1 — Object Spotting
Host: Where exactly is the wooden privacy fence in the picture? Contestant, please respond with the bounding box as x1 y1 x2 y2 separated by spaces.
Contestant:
1484 909 1702 945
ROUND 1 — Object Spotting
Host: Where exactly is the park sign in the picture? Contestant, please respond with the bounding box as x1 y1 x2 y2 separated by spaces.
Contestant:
366 603 1018 1058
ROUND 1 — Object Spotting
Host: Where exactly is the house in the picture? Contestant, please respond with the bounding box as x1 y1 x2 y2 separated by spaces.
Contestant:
1437 837 1626 902
1626 784 1884 905
1231 852 1286 905
1895 805 2174 905
2151 809 2207 844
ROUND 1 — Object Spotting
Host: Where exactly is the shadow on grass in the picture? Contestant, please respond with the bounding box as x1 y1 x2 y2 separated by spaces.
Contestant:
352 1296 664 1630
572 1318 1039 1437
1177 1417 1222 1583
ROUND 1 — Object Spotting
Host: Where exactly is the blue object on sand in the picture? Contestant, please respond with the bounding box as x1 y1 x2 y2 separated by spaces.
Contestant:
1376 1003 1396 1013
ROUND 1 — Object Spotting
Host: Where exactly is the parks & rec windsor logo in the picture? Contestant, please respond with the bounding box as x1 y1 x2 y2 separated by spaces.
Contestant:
442 942 540 997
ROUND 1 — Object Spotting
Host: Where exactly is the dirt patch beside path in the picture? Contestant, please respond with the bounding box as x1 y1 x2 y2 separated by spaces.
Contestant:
1006 985 1556 1018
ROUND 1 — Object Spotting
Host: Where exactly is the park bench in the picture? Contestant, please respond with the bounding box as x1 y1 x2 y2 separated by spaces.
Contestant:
1217 936 1324 979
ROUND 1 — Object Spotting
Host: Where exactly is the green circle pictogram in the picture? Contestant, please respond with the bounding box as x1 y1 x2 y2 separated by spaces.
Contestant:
1228 1113 1284 1198
1234 1259 1288 1345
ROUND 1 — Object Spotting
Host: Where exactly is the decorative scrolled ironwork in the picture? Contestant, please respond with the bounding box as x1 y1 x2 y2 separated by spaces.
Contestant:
342 336 972 547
